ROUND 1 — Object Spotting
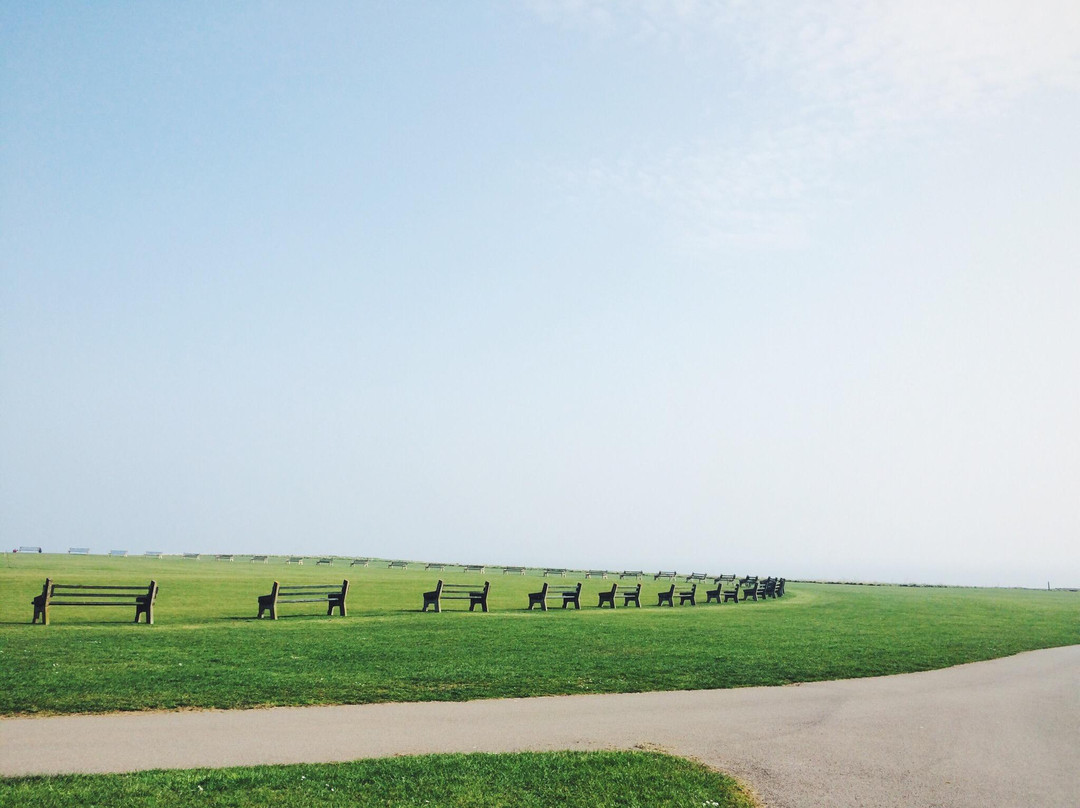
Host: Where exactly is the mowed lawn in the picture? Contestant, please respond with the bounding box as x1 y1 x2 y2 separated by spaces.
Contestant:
1 553 1077 716
1 751 758 808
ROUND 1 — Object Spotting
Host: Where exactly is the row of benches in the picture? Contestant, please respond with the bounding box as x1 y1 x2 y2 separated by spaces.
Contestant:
29 575 784 623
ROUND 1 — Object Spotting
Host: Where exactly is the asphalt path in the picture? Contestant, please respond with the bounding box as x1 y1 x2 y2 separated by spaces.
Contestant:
2 645 1077 807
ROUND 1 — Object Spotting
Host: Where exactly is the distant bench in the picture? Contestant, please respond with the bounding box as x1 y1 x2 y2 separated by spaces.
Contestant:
388 560 409 570
598 583 641 608
528 582 582 611
705 575 740 603
109 550 127 557
463 564 486 574
216 554 234 562
250 555 268 563
584 570 608 579
654 571 677 580
316 557 333 566
684 572 709 581
350 558 370 567
19 546 43 553
257 580 349 620
619 571 643 580
32 578 158 625
740 576 762 601
68 547 90 555
144 551 163 559
422 580 490 613
502 566 525 575
543 568 568 577
425 562 446 570
286 556 304 565
658 582 697 606
183 553 201 560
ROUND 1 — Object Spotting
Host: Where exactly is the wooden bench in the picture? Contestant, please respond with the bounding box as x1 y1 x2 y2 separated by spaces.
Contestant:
502 566 525 575
32 578 158 625
619 570 643 580
584 570 608 579
183 553 201 560
463 564 486 574
740 576 763 601
388 560 409 570
422 580 490 612
109 550 127 557
257 580 349 619
19 546 43 553
775 578 786 597
705 575 740 604
286 556 304 565
658 582 697 606
350 558 370 567
425 562 446 570
68 547 90 555
316 557 333 566
144 551 163 558
654 570 677 580
250 555 269 563
598 583 641 608
684 572 709 582
543 568 568 577
216 554 234 562
528 582 582 611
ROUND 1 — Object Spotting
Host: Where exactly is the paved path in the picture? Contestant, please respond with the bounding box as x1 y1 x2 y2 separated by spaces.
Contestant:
3 646 1078 807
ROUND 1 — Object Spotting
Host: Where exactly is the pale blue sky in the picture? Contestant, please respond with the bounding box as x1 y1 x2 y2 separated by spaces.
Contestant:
3 2 1078 586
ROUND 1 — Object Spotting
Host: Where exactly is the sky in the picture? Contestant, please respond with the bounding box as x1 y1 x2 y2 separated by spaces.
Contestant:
2 1 1078 587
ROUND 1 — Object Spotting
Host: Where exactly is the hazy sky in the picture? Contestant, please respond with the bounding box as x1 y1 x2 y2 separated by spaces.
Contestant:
3 2 1078 587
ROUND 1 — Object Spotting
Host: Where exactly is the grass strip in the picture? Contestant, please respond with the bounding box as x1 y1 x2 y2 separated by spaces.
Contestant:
0 751 758 808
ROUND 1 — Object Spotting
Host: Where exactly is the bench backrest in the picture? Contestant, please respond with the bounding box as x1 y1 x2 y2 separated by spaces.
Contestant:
46 579 158 601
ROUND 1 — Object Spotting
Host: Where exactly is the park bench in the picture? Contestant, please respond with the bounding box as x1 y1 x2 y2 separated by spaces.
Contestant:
654 571 677 580
527 581 582 611
19 546 43 553
740 576 763 601
257 580 349 619
544 568 568 577
183 553 201 560
388 560 409 570
316 557 333 566
619 570 643 580
68 547 90 555
216 554 234 562
350 558 370 567
425 562 446 570
705 576 740 604
109 550 127 557
775 578 786 597
584 570 608 579
32 578 158 625
658 582 697 606
598 583 641 608
761 577 778 598
250 555 268 563
286 556 304 565
463 564 486 574
144 551 163 558
422 580 490 612
502 566 526 575
685 572 709 582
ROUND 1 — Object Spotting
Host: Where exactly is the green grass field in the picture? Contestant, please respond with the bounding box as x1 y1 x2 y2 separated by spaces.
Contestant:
1 552 1077 716
0 751 757 808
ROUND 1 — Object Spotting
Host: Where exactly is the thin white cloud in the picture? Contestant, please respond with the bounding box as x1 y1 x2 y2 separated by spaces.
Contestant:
526 0 1080 247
